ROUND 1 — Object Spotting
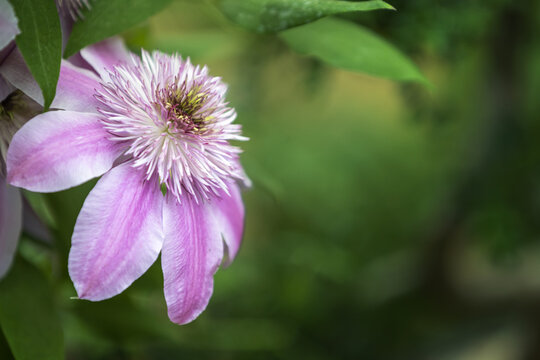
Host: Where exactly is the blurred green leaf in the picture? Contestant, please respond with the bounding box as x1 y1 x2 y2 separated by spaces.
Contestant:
22 190 56 229
8 0 62 110
0 257 64 360
152 32 244 61
218 0 394 33
45 180 96 273
280 18 427 83
64 0 173 57
0 331 14 360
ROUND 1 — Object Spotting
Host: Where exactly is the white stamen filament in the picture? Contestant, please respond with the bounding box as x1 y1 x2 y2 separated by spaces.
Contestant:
95 51 247 203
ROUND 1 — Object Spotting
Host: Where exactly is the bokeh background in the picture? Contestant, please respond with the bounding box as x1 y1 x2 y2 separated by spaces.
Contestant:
3 0 540 359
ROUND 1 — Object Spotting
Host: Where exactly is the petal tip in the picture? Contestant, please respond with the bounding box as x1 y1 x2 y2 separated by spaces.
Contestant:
167 304 207 325
74 285 93 301
5 170 28 191
74 284 108 302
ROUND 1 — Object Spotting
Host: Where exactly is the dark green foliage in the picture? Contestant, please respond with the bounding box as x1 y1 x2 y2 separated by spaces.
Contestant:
281 17 426 83
218 0 394 33
0 258 64 360
64 0 173 57
8 0 61 110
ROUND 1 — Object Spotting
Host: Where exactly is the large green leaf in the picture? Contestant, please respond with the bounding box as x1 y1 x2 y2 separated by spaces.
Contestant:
0 257 64 360
8 0 62 110
218 0 394 33
280 17 426 83
64 0 172 57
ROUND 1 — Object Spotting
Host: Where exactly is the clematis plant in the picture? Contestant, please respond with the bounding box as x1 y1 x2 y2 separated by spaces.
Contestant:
0 0 51 278
0 0 22 279
0 89 28 278
6 37 248 325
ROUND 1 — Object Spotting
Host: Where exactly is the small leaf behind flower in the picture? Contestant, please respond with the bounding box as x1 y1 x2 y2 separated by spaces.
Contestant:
218 0 394 33
64 0 173 57
161 183 168 196
280 17 427 84
8 0 62 110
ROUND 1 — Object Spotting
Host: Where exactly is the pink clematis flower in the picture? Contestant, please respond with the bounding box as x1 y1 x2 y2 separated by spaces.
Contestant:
6 38 249 324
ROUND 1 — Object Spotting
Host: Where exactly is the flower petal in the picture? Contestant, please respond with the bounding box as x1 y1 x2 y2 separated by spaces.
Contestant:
68 163 164 301
80 37 131 82
0 75 15 102
214 184 245 266
162 194 224 325
0 49 102 112
53 61 103 112
57 3 74 50
0 0 19 51
7 111 123 192
0 177 22 278
0 48 40 102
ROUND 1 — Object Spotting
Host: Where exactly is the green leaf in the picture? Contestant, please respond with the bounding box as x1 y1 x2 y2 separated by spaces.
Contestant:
218 0 394 33
280 17 427 83
8 0 62 110
64 0 173 57
0 257 64 360
22 190 56 229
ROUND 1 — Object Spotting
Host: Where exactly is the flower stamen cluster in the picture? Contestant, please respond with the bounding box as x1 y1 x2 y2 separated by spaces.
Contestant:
158 83 214 136
95 51 248 203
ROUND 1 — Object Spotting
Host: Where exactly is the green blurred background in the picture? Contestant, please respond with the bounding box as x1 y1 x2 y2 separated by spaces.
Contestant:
7 0 540 359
